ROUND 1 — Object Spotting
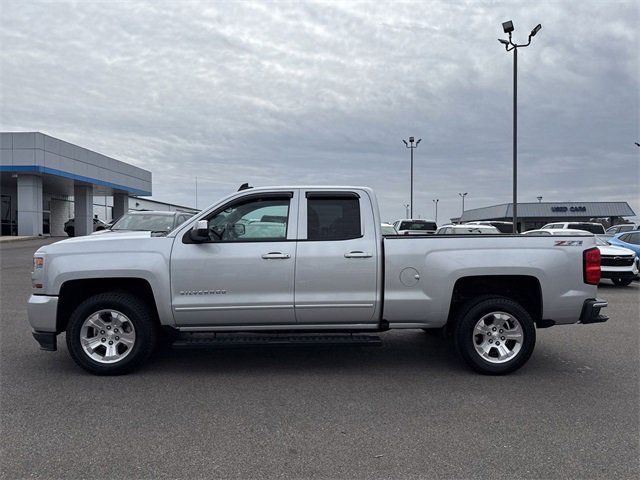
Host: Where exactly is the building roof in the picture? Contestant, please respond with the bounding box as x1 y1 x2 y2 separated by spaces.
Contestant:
0 132 152 196
459 202 636 222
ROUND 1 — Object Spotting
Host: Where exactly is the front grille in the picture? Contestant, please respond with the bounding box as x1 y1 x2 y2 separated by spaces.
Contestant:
601 255 635 267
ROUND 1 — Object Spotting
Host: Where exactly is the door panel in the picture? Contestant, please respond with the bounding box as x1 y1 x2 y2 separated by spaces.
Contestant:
171 191 298 326
294 191 378 324
171 241 296 326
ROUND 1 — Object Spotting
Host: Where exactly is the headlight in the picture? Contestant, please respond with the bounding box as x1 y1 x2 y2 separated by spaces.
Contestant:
33 256 44 269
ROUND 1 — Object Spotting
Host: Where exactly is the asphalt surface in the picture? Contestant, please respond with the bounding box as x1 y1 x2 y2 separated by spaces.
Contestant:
1 238 638 479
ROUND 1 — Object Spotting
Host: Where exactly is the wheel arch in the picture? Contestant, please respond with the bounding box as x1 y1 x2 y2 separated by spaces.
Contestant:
56 278 160 333
446 275 543 331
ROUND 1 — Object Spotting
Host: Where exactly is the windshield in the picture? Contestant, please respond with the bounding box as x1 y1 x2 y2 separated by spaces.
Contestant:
399 221 437 231
595 235 610 246
381 224 397 235
112 213 175 232
456 227 500 234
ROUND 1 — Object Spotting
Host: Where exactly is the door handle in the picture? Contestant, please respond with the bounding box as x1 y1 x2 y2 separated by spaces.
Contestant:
344 251 373 258
261 252 291 259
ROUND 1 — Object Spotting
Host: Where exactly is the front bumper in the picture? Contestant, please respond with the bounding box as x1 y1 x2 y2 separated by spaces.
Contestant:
579 298 609 324
27 295 59 350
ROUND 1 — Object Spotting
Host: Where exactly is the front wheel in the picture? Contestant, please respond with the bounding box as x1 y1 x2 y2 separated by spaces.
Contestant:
612 278 633 287
454 296 536 375
66 292 157 375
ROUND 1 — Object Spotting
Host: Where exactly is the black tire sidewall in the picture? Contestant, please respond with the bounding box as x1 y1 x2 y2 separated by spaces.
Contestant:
66 292 156 375
455 296 536 375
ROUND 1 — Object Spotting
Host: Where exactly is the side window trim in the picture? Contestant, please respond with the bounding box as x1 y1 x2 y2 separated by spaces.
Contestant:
299 190 364 241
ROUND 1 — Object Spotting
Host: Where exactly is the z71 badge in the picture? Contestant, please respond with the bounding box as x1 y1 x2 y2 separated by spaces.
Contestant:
554 240 583 246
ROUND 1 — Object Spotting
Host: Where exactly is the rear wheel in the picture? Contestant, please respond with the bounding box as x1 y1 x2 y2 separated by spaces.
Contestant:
454 296 536 375
612 278 633 287
66 292 157 375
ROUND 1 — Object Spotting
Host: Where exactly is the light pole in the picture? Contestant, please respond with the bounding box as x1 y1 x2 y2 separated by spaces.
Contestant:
537 195 543 203
404 203 410 218
402 136 421 218
458 192 468 217
499 20 542 233
432 198 439 223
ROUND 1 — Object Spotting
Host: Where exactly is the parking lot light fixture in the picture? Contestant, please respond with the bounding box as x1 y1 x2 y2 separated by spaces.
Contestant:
537 195 543 203
498 20 542 233
403 137 421 218
432 198 439 223
458 192 468 216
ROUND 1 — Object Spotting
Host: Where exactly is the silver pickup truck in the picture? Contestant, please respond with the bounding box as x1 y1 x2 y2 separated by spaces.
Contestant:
28 186 608 375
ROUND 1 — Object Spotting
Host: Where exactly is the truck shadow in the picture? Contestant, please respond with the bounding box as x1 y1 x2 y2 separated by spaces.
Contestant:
148 331 469 376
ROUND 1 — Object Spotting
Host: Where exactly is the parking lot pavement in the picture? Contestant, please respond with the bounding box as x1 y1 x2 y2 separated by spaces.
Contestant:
1 238 638 480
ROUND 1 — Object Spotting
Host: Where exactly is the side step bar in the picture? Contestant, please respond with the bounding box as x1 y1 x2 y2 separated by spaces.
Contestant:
172 334 383 349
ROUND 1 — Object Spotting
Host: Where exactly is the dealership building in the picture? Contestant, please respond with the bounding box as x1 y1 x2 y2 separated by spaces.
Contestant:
454 201 636 231
1 132 196 237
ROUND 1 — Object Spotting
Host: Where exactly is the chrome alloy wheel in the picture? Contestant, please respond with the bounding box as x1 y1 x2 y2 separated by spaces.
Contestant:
472 311 523 364
80 309 136 364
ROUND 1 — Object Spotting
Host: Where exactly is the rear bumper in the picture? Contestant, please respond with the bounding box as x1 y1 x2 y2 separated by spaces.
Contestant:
579 298 609 324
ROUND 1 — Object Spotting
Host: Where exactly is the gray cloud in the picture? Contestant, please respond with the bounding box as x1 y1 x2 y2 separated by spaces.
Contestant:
1 0 638 222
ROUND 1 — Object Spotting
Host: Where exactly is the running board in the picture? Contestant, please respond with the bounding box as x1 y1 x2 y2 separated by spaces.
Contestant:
172 333 382 349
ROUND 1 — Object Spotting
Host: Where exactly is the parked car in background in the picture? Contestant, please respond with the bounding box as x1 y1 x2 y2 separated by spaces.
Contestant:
594 235 639 286
99 211 194 235
464 221 514 233
393 219 438 235
64 217 108 237
381 223 397 236
605 223 639 235
540 222 606 234
523 229 638 286
435 224 500 235
608 231 640 257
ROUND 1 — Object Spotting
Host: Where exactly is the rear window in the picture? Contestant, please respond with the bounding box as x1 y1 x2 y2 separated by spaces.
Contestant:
399 221 437 231
568 223 605 234
307 197 361 240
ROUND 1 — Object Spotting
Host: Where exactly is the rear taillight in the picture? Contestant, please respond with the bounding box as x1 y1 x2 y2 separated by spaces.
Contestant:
583 247 601 285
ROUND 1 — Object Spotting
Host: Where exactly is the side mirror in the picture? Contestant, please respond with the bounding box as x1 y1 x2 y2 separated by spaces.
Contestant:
189 220 209 242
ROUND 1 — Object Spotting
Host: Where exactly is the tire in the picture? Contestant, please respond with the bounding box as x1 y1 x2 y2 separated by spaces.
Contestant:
612 278 633 287
454 296 536 375
66 291 157 375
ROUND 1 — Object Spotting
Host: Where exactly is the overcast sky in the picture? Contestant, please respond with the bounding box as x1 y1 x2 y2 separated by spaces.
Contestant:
1 0 638 223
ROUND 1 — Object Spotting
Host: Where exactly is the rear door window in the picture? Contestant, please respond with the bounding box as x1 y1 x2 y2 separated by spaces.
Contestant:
307 196 361 240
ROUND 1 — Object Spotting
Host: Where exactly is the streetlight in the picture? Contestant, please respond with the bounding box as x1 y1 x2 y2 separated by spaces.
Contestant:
499 20 542 233
402 136 421 218
537 195 543 203
432 198 439 223
458 192 468 217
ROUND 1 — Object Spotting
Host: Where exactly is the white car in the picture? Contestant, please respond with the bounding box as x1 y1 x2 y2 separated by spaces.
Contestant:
393 219 438 235
435 224 500 235
381 223 398 236
464 221 514 233
523 229 638 286
540 222 606 235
